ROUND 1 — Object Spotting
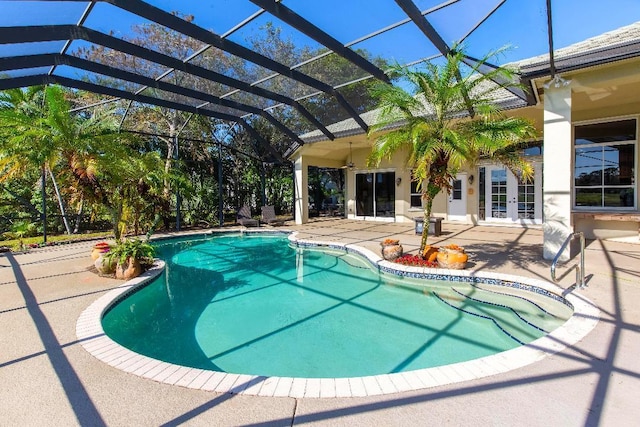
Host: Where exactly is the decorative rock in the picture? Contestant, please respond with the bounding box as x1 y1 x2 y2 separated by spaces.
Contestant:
115 257 142 280
95 254 116 275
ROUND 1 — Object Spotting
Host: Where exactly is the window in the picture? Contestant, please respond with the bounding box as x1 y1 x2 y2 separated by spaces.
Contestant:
452 179 462 200
522 143 543 156
574 119 636 208
410 171 422 209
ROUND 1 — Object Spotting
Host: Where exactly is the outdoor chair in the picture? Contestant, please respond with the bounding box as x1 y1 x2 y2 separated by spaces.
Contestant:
237 205 259 227
261 205 285 226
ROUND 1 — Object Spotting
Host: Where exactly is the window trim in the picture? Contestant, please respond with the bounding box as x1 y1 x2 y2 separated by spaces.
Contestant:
409 170 422 210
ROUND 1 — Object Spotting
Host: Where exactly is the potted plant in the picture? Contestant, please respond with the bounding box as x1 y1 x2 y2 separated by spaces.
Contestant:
91 241 111 260
380 238 403 261
436 244 468 269
105 238 155 280
93 242 116 275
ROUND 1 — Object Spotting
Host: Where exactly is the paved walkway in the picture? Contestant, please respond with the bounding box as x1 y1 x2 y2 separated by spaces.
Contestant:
1 218 639 426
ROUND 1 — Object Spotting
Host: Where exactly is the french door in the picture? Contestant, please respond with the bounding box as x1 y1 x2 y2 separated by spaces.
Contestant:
355 171 395 220
483 165 542 224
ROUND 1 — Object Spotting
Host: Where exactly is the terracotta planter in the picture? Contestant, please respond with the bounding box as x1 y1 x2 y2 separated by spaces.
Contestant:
91 246 110 260
436 247 468 269
115 257 142 280
381 242 403 261
422 245 439 263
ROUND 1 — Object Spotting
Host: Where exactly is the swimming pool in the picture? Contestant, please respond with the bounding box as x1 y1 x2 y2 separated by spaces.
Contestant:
77 231 599 397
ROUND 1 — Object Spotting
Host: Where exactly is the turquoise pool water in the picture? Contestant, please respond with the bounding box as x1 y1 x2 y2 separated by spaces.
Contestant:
102 234 572 378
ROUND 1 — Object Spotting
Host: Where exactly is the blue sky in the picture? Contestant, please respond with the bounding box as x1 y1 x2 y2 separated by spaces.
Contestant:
1 0 639 68
141 0 640 65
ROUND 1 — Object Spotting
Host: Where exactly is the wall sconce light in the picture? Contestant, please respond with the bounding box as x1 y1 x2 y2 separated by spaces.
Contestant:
396 177 402 186
468 174 474 185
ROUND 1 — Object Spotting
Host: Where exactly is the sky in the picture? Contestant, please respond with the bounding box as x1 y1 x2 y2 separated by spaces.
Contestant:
1 0 639 73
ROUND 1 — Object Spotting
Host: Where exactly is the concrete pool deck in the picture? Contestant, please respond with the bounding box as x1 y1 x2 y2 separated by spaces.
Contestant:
1 218 639 426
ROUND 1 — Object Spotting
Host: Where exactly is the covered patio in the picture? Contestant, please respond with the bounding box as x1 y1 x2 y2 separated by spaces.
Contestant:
1 220 638 425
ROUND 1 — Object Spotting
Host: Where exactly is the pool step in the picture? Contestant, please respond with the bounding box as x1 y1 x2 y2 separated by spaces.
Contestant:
434 286 569 345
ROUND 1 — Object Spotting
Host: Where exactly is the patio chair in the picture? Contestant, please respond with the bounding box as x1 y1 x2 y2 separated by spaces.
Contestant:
261 205 285 226
237 205 259 227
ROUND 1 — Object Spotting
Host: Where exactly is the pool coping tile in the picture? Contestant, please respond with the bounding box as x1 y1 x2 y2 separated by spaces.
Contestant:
76 232 601 399
256 376 279 397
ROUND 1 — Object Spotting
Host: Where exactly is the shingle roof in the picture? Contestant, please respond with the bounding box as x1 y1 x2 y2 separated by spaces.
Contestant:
518 20 640 70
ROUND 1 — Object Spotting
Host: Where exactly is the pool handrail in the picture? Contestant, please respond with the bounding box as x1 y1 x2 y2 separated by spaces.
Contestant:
551 231 586 289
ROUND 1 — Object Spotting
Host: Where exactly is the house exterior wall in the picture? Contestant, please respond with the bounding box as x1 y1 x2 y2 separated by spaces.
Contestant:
342 146 476 224
293 49 640 244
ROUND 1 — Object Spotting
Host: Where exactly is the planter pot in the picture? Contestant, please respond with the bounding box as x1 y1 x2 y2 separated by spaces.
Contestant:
91 243 111 260
381 243 403 261
94 254 116 275
422 245 439 263
91 248 109 260
115 257 142 280
436 247 468 269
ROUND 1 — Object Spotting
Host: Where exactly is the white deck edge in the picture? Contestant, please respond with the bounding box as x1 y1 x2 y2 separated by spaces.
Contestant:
77 230 600 398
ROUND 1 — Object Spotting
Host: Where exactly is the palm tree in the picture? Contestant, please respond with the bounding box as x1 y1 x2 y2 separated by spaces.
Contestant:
0 85 128 235
367 47 537 253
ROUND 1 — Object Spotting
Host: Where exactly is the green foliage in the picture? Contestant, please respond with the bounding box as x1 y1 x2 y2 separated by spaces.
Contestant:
1 232 112 251
2 18 391 235
3 220 37 240
368 46 537 251
105 238 155 265
2 220 37 251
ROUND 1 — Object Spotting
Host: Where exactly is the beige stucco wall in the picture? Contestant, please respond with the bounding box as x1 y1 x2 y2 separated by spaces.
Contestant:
343 146 478 224
574 218 639 240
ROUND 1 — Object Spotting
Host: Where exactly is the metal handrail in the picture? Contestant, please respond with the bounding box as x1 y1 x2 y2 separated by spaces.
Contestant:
551 231 586 289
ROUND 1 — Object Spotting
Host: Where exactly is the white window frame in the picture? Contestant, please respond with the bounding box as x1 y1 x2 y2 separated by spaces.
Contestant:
409 170 422 210
573 116 637 211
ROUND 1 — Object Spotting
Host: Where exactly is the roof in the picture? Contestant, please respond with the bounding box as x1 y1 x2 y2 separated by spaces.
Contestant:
519 20 640 73
296 20 640 148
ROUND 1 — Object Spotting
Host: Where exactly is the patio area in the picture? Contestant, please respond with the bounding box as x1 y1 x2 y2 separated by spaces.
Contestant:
1 218 639 426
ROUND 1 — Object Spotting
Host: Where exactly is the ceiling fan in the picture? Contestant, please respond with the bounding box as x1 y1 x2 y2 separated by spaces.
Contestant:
341 142 355 170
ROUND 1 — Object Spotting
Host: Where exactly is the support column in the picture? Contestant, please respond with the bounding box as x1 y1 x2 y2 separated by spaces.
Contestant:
294 155 308 224
218 141 224 228
41 165 47 243
174 135 181 232
260 163 267 207
543 83 573 260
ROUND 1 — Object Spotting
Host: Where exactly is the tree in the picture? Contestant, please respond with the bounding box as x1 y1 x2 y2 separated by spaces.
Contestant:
0 85 77 234
97 151 170 240
0 85 136 235
367 47 537 253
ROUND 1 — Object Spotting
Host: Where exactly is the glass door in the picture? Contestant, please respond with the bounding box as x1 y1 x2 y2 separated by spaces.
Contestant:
355 171 395 220
484 165 542 224
355 173 374 216
486 167 510 222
